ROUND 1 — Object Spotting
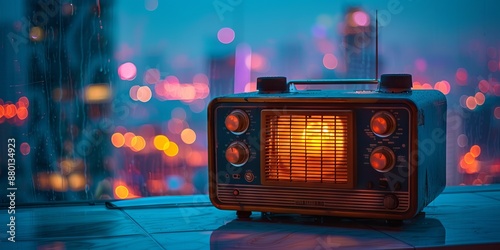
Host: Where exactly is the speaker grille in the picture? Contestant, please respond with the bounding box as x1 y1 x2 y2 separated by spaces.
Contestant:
262 110 353 187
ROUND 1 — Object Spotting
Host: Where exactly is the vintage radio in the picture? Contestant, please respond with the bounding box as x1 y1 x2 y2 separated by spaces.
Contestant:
208 74 446 220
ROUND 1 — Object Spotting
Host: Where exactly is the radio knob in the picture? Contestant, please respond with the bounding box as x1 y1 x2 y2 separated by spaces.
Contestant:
225 110 249 134
370 146 396 172
225 142 250 166
370 111 396 137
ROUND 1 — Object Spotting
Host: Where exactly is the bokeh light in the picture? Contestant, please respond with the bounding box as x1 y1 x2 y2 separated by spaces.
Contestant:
459 95 468 108
164 141 179 157
478 80 490 93
415 58 427 72
145 0 158 11
137 86 152 102
488 60 498 72
144 68 160 84
244 82 257 92
474 92 485 105
50 173 68 192
181 128 197 144
189 99 206 113
111 133 125 148
16 106 28 120
29 26 44 41
217 27 235 44
129 85 140 101
434 80 451 95
118 62 137 81
154 135 170 150
115 185 129 199
495 107 500 119
68 173 86 191
18 96 29 107
168 118 186 134
466 96 477 110
123 132 136 147
245 53 268 71
464 152 475 164
130 136 146 152
0 105 4 119
171 107 187 120
323 53 338 70
412 81 422 89
352 11 369 26
455 68 468 85
20 142 30 155
422 83 433 89
4 104 17 119
84 84 111 103
470 145 481 158
457 134 468 148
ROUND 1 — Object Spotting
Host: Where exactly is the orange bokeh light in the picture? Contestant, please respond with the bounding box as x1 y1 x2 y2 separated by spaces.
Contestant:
164 141 179 157
466 96 477 110
434 80 451 95
50 173 69 192
68 173 86 191
0 105 4 119
422 83 433 89
464 152 475 164
123 132 136 147
17 106 28 120
115 185 129 199
470 145 481 158
4 104 17 119
154 135 170 150
137 86 152 102
131 136 146 151
474 92 485 105
181 128 197 144
111 133 125 148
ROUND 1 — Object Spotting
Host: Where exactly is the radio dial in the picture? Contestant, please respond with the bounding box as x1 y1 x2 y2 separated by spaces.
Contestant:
370 146 396 172
370 111 396 137
225 142 250 167
225 110 249 134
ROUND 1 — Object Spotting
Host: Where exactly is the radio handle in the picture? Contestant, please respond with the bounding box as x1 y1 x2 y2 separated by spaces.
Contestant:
288 79 379 85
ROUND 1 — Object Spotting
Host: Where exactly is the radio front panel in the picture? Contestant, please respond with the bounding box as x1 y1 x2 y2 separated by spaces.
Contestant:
212 102 413 216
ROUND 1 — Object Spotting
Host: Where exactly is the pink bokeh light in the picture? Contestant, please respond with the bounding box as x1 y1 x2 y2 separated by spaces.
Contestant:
217 27 235 44
118 62 137 81
353 11 369 26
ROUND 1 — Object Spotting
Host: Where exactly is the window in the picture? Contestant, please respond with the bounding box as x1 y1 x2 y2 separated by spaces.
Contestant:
1 0 499 205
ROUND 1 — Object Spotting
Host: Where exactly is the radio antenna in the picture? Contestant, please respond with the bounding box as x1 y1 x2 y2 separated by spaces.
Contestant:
375 10 379 80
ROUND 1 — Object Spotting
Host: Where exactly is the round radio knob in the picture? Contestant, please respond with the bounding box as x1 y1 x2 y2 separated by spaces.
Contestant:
370 111 396 137
225 142 250 166
225 110 249 135
370 146 396 172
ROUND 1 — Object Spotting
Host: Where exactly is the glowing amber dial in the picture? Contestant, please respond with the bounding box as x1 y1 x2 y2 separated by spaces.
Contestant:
370 111 396 137
225 110 249 134
370 146 396 172
225 142 250 167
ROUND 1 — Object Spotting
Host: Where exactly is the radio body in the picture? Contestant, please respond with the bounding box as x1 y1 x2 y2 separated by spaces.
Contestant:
208 75 447 220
